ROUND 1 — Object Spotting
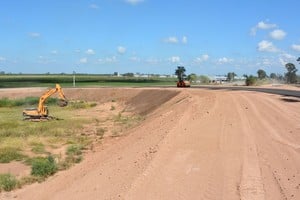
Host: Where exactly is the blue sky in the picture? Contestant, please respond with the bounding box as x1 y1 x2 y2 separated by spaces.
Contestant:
0 0 300 75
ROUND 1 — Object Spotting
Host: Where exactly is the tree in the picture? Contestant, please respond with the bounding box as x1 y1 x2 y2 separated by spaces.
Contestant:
226 72 236 82
175 66 186 81
187 73 197 82
199 75 210 84
244 75 257 86
285 63 298 83
270 73 277 79
257 69 267 79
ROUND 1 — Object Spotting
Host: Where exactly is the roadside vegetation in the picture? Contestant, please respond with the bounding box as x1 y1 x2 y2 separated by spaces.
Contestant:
242 58 300 86
0 96 141 192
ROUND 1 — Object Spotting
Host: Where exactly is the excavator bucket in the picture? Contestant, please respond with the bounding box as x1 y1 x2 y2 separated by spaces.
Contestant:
57 99 68 107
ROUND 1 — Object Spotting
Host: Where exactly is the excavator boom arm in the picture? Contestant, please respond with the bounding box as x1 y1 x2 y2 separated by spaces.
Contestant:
37 84 67 113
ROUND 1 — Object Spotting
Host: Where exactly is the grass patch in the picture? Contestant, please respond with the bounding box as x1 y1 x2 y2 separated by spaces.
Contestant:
58 144 84 170
30 142 46 154
19 176 41 185
0 174 18 192
0 95 145 189
30 156 58 178
114 112 144 128
0 147 26 163
68 100 97 109
0 97 58 107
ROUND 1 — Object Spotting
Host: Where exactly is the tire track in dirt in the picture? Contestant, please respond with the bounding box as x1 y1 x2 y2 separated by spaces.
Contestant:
237 92 300 200
126 90 245 200
232 93 265 200
196 91 244 200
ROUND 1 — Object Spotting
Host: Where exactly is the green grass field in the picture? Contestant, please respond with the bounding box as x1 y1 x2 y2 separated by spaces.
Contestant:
0 74 177 88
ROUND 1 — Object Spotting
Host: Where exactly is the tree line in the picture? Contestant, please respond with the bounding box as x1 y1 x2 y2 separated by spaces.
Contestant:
175 56 299 86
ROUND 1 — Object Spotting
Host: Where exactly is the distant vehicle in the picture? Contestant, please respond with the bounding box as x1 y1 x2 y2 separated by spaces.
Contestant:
23 84 68 121
177 80 191 87
175 66 191 87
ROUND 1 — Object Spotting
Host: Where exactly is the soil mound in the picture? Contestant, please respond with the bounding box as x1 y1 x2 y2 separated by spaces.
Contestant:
64 88 140 103
126 89 179 115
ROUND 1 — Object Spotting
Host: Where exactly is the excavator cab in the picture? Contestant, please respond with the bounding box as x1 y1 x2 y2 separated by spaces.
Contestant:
177 80 191 87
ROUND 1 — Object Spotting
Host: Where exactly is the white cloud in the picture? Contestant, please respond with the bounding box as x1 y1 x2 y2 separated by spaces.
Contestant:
218 57 233 64
125 0 144 5
281 53 295 59
169 56 180 63
164 36 178 44
145 58 160 64
182 36 188 44
194 54 209 63
269 29 286 40
37 56 56 64
257 21 277 30
257 40 279 52
291 44 300 52
250 21 277 36
79 57 88 63
51 50 58 55
28 32 41 38
129 56 140 62
86 49 95 55
279 53 296 66
98 56 117 64
164 36 188 44
117 46 126 54
256 57 274 67
0 56 6 62
262 58 271 66
89 4 99 9
279 58 286 66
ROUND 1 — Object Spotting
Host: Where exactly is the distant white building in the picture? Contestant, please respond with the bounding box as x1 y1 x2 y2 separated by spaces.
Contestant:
113 72 120 77
208 75 227 83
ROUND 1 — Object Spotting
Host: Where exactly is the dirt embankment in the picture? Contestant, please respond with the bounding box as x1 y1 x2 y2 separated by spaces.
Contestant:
0 87 179 115
1 87 300 200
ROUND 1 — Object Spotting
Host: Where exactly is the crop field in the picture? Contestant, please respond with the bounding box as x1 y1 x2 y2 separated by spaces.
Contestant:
0 74 177 88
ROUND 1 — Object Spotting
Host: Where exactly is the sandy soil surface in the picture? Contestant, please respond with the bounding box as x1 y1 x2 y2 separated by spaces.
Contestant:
1 87 300 200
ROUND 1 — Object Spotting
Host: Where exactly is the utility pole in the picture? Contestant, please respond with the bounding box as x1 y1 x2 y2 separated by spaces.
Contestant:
73 71 76 87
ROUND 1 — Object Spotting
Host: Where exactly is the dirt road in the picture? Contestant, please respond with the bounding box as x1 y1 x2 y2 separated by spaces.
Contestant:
2 88 300 200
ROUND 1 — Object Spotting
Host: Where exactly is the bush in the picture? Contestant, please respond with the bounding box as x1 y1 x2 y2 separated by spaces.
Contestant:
0 174 18 191
245 75 257 86
31 156 57 177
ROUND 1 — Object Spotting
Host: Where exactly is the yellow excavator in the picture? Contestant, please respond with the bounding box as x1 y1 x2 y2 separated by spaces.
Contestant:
23 84 68 120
